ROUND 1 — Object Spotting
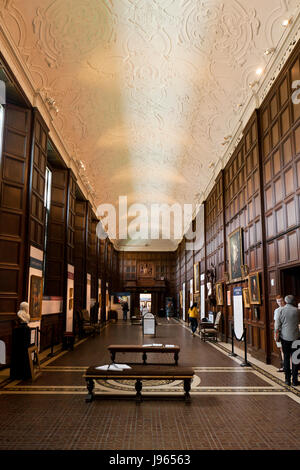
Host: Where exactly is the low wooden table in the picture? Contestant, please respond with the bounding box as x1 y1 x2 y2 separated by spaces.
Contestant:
108 344 180 365
83 365 194 403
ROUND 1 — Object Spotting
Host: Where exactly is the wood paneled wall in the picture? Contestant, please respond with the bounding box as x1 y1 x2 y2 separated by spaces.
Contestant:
29 110 48 249
0 104 31 363
66 171 76 266
0 105 31 315
74 200 88 315
44 168 68 297
118 251 176 315
175 42 300 365
261 48 300 363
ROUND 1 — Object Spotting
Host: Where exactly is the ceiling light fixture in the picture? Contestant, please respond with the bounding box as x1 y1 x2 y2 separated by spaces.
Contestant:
264 47 275 56
256 68 263 76
249 80 259 89
282 17 292 27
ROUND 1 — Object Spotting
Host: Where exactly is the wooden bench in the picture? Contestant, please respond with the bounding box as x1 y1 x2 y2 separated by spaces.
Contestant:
83 365 194 403
108 344 180 365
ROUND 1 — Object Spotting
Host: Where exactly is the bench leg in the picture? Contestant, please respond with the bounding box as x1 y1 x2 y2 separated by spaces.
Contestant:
135 379 142 402
86 378 95 403
183 378 191 403
110 351 116 362
174 352 179 365
142 352 147 364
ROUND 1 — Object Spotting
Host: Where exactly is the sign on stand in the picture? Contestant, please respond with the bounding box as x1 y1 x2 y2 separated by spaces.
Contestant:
233 286 244 340
143 312 156 336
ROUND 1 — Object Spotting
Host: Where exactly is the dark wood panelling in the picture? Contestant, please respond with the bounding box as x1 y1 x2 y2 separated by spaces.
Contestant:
44 169 68 297
261 41 300 365
40 313 64 351
0 104 31 316
29 110 48 249
74 200 88 315
119 251 176 315
66 170 76 265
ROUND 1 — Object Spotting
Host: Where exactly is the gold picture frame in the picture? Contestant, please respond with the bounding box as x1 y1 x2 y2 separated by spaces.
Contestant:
242 288 250 308
27 345 41 381
29 275 43 321
193 262 200 293
137 262 154 278
216 282 223 305
228 228 243 283
248 272 261 305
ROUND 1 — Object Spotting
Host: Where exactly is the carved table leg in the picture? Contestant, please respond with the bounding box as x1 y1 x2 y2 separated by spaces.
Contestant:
110 351 116 362
183 378 191 403
174 351 179 365
135 379 143 402
86 378 95 403
142 352 147 364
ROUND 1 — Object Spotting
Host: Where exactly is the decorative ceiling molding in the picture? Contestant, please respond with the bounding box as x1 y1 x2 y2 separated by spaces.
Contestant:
0 0 300 250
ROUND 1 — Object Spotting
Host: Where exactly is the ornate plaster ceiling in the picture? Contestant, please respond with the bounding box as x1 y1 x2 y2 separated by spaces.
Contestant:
1 0 300 250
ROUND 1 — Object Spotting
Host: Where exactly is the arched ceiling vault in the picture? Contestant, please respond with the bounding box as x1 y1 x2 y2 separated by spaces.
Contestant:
1 0 300 250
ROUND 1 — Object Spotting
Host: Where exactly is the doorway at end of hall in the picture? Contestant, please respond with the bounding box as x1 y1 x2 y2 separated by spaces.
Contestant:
139 293 152 314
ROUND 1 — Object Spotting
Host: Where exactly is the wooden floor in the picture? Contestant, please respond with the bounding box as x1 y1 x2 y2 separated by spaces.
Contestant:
0 318 300 450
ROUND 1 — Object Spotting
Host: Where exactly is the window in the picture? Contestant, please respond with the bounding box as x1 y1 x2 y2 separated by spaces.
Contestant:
42 167 52 286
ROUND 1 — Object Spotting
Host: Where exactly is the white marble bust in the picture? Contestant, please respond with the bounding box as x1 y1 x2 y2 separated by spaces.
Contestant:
17 302 30 324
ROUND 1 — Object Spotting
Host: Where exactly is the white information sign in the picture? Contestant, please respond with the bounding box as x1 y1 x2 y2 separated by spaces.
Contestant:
233 287 244 340
143 312 155 336
200 274 205 319
190 279 193 307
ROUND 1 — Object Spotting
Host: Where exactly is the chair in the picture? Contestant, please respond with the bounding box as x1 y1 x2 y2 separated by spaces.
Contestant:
76 310 95 338
90 303 101 334
131 307 142 325
200 311 222 342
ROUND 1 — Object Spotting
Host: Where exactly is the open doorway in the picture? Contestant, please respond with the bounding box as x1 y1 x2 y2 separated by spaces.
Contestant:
281 266 300 304
140 293 152 315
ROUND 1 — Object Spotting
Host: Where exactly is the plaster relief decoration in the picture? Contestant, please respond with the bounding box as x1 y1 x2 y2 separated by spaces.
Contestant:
32 0 117 68
0 0 300 250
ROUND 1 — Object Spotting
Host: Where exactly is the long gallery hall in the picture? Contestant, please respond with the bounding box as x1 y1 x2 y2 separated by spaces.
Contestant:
0 0 300 457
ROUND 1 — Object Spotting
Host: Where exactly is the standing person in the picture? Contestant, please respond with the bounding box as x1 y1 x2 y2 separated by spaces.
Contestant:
275 295 300 386
122 300 129 321
166 302 172 321
274 295 285 372
188 303 199 336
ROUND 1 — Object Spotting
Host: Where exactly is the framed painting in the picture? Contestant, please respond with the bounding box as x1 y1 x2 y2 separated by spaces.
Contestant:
242 288 250 308
248 272 261 305
27 345 41 381
193 262 200 293
228 228 243 282
216 283 223 306
138 262 154 278
29 275 43 321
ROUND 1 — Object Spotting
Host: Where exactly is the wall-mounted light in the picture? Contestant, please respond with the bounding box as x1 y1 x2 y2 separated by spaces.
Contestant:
221 135 232 146
45 97 59 114
79 160 86 171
